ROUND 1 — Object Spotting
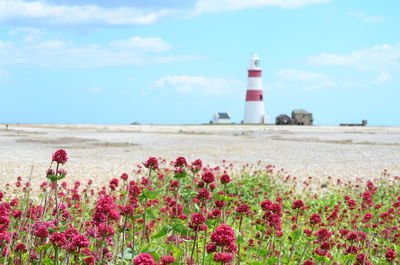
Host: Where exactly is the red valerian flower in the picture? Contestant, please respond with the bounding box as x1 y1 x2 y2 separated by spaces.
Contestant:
202 171 215 184
191 212 206 225
144 157 159 170
210 224 236 248
220 174 231 184
190 159 203 173
72 234 90 248
303 260 315 265
50 232 67 247
52 149 68 164
133 252 156 265
236 204 250 214
292 200 304 210
160 255 175 265
174 157 187 168
310 213 322 225
15 243 27 253
214 252 234 263
385 248 396 262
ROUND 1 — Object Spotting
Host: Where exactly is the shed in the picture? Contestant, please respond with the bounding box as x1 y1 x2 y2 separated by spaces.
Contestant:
276 114 292 125
291 109 313 125
212 112 231 124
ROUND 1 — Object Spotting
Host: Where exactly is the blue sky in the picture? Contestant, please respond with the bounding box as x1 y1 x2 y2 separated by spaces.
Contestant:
0 0 399 125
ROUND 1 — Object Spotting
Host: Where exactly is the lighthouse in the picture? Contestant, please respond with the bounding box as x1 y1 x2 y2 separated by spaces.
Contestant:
243 54 266 124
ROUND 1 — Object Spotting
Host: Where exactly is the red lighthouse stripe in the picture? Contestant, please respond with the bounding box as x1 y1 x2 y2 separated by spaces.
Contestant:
248 70 262 77
246 90 264 101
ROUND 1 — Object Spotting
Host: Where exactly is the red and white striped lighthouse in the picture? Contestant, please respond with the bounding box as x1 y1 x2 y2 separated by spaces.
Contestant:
243 54 266 124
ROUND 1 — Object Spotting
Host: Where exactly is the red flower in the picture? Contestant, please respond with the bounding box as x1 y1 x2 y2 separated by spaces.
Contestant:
191 212 206 225
52 149 68 164
174 157 187 168
144 157 159 170
72 234 90 248
50 232 67 247
160 255 175 265
202 171 215 184
303 260 315 265
214 252 234 263
15 243 27 253
386 249 396 262
210 224 236 248
310 213 322 225
292 200 304 210
133 252 156 265
220 174 231 184
236 204 250 214
197 189 211 200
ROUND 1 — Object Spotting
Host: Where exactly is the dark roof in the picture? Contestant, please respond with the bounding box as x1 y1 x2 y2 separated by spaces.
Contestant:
217 112 230 119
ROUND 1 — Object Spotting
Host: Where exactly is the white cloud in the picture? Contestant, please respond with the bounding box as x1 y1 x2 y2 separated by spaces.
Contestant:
349 12 384 23
153 75 243 95
194 0 332 14
9 27 46 42
110 37 171 52
308 44 400 70
0 0 173 26
374 72 392 84
275 68 334 91
0 36 200 68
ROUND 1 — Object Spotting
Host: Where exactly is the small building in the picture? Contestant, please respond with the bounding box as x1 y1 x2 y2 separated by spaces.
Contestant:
276 114 292 125
291 109 313 125
212 112 231 124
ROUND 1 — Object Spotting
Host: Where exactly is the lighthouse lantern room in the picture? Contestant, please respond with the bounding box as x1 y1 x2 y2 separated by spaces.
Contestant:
243 54 266 124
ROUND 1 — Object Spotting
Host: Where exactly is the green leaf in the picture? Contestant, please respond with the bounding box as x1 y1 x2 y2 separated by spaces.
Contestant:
43 257 53 265
58 225 69 232
152 225 172 239
290 230 302 241
145 209 156 220
35 244 51 252
236 230 245 244
314 254 330 263
173 224 191 236
266 256 279 265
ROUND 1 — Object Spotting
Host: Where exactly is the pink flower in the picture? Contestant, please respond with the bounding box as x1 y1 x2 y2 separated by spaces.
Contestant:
133 252 156 265
52 149 68 164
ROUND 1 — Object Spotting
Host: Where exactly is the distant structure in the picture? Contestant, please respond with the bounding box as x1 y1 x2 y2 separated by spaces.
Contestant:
275 109 314 125
276 114 291 125
212 112 231 124
243 54 266 124
291 109 313 125
340 120 367 127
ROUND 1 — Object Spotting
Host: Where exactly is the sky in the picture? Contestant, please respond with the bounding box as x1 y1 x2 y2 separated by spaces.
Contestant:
0 0 399 126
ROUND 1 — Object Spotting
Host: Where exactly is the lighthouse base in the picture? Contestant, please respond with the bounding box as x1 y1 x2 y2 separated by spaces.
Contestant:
244 102 266 124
